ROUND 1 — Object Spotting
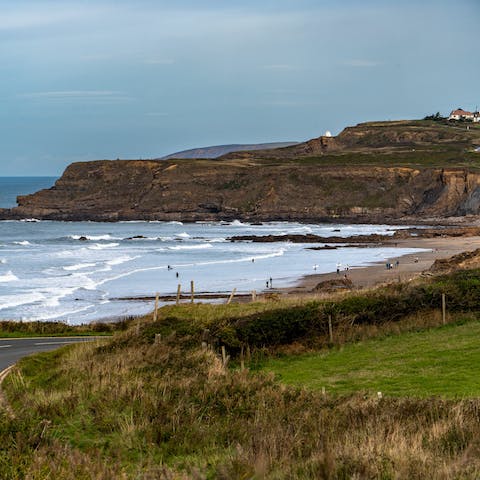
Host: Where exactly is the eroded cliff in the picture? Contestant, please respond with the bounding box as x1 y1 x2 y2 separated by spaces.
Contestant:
2 160 480 222
2 120 480 222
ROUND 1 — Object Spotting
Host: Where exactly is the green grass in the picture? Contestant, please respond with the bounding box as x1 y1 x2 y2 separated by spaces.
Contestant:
0 319 132 338
262 317 480 397
288 149 480 169
0 331 111 338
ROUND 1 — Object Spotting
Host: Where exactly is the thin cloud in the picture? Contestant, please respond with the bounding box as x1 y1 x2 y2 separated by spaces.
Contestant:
262 100 309 107
144 59 175 65
342 59 381 67
18 90 133 103
263 64 298 70
0 6 98 31
80 54 112 61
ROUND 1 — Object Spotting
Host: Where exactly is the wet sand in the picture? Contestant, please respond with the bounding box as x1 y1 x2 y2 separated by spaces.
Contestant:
115 236 480 307
288 236 480 294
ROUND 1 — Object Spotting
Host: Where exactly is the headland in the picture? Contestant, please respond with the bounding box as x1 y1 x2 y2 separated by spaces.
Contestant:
2 119 480 224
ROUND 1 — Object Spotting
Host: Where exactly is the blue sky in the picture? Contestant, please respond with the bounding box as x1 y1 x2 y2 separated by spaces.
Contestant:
1 0 479 175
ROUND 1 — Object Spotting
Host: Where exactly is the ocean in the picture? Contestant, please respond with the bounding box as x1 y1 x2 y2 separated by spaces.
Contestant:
0 177 428 324
0 177 58 208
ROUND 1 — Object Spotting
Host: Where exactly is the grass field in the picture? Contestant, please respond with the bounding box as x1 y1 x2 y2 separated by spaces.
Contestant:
262 316 480 397
5 315 480 478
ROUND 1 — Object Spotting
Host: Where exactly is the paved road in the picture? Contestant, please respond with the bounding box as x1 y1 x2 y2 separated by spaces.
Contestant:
0 337 103 371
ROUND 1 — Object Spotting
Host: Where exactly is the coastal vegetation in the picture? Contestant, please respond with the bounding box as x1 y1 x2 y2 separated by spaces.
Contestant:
3 258 480 477
0 319 131 338
263 317 480 397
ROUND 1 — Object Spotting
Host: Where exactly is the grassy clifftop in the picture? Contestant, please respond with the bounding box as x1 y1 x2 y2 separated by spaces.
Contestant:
222 119 480 163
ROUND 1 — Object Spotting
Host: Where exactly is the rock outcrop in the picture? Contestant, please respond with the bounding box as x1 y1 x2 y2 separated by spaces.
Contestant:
2 120 480 223
1 161 480 223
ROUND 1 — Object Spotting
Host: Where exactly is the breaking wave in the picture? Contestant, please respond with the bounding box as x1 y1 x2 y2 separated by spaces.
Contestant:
0 270 18 282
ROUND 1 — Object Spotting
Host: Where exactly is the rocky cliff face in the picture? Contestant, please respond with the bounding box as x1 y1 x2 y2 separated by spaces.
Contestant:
2 159 480 223
2 120 480 223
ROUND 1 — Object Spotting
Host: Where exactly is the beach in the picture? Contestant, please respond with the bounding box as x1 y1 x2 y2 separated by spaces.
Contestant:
291 235 480 294
2 216 479 321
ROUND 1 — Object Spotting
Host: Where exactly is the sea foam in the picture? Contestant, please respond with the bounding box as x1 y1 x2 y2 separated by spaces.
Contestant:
168 244 213 251
63 263 97 271
0 270 18 282
88 243 120 250
69 234 117 241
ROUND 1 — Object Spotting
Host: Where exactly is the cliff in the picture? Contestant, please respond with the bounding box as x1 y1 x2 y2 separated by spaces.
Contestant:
2 120 480 223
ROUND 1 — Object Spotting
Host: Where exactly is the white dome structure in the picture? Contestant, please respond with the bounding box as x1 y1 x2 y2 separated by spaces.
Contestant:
325 130 332 137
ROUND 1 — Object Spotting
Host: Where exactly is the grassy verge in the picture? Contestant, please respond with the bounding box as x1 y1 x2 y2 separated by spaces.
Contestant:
145 269 480 355
262 315 480 397
0 319 133 338
3 326 480 478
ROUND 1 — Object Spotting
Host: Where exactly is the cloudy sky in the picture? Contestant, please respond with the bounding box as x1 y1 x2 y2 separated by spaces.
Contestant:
1 0 479 175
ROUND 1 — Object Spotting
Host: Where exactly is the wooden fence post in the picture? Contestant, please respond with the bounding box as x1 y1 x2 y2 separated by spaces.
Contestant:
221 346 229 367
190 280 195 304
328 315 333 343
176 284 181 305
227 288 237 304
251 290 256 302
240 345 245 371
442 293 446 325
153 293 159 322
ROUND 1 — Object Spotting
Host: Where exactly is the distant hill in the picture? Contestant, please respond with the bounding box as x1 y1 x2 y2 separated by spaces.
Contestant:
161 142 299 159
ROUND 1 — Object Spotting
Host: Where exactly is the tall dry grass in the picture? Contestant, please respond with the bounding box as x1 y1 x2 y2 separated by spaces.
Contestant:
3 326 480 479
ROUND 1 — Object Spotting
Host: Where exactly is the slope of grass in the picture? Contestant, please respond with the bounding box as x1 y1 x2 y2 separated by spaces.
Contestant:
4 268 480 477
148 269 480 355
262 316 480 397
3 324 480 479
0 319 132 338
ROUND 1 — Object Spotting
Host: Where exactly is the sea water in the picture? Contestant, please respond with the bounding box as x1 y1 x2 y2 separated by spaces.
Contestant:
0 218 428 324
0 177 58 208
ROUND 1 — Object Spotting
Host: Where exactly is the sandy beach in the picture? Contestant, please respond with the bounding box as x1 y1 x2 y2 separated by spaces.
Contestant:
289 236 480 294
113 235 480 305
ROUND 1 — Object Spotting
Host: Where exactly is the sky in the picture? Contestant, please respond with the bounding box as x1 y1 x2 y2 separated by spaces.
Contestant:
0 0 479 176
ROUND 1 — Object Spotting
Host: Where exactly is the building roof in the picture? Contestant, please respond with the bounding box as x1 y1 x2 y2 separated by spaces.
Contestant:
450 108 473 116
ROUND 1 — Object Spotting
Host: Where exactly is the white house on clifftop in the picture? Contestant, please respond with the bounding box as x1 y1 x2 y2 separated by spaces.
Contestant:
449 108 480 122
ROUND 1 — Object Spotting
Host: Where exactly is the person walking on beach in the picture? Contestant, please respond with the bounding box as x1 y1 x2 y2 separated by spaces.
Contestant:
336 263 341 274
269 277 273 288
